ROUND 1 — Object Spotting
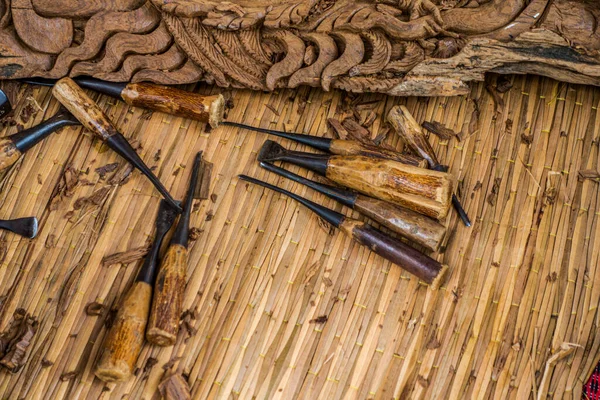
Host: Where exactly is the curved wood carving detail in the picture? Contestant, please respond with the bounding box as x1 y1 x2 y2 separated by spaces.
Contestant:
0 0 599 96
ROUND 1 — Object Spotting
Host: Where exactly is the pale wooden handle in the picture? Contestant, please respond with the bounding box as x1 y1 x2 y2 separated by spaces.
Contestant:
0 139 22 172
387 105 439 168
326 155 454 220
147 244 188 346
122 83 225 128
95 281 152 382
52 77 118 140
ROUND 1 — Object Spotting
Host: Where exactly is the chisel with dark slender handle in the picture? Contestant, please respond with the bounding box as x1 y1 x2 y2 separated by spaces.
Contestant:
239 175 448 287
0 108 80 172
52 77 181 212
259 161 446 252
22 77 225 128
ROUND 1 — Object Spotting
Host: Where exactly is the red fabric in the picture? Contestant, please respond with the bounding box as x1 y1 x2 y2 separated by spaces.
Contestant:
584 363 600 399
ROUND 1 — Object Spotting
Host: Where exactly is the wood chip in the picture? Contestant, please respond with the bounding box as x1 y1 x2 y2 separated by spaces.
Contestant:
101 245 151 267
158 373 191 400
0 310 38 373
496 76 513 93
341 117 371 144
578 169 600 181
327 118 349 140
95 163 119 179
84 302 105 316
422 121 458 140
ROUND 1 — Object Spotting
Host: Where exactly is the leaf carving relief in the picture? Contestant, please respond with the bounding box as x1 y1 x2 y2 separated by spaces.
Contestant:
0 0 598 96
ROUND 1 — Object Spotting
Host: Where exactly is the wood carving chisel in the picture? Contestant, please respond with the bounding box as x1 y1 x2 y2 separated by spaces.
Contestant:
258 140 454 220
95 200 179 382
52 77 182 212
21 77 225 128
147 152 205 346
239 174 447 287
259 161 446 252
0 108 79 172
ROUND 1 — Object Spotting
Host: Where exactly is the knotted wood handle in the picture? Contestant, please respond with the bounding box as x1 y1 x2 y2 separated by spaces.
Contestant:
52 77 118 140
340 219 447 288
353 195 446 252
147 244 188 346
326 155 454 220
387 105 439 168
95 281 152 382
0 139 22 172
121 83 225 128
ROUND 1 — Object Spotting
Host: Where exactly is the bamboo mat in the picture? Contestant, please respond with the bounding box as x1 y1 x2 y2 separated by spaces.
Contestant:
0 75 598 399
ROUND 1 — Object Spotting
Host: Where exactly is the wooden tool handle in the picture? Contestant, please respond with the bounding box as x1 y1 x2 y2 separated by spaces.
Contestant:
95 281 152 382
147 244 188 346
340 219 447 288
387 106 439 168
329 139 427 168
353 195 446 252
326 155 454 220
0 139 22 172
52 77 118 140
121 83 225 128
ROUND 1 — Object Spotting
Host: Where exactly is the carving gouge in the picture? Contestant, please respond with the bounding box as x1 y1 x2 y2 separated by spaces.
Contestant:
0 108 80 172
52 78 181 212
0 217 38 238
258 140 454 220
95 200 178 382
259 161 446 251
147 152 203 346
222 121 425 167
21 77 225 128
387 106 471 226
239 174 448 287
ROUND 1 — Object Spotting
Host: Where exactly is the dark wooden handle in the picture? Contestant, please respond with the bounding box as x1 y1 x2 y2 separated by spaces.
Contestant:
147 244 188 346
353 195 446 252
326 155 454 220
329 139 427 168
0 139 22 172
340 219 447 288
95 281 152 382
52 77 118 140
387 106 439 168
122 83 225 128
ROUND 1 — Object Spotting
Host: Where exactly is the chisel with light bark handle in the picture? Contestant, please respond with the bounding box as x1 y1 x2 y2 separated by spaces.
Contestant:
259 161 446 252
258 140 454 220
52 77 181 212
22 77 225 128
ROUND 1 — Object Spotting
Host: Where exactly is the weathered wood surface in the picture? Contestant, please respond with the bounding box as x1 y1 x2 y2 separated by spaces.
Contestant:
1 1 600 96
0 75 599 398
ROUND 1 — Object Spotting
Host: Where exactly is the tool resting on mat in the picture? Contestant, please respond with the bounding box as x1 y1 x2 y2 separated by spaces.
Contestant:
95 200 178 382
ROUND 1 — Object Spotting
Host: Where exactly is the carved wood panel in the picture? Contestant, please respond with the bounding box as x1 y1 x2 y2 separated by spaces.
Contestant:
1 0 599 96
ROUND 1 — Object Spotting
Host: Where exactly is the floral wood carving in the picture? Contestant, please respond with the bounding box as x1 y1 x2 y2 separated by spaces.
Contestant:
1 0 599 96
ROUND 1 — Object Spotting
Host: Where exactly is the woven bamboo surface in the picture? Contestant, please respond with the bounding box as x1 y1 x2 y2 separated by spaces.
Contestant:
0 75 598 399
